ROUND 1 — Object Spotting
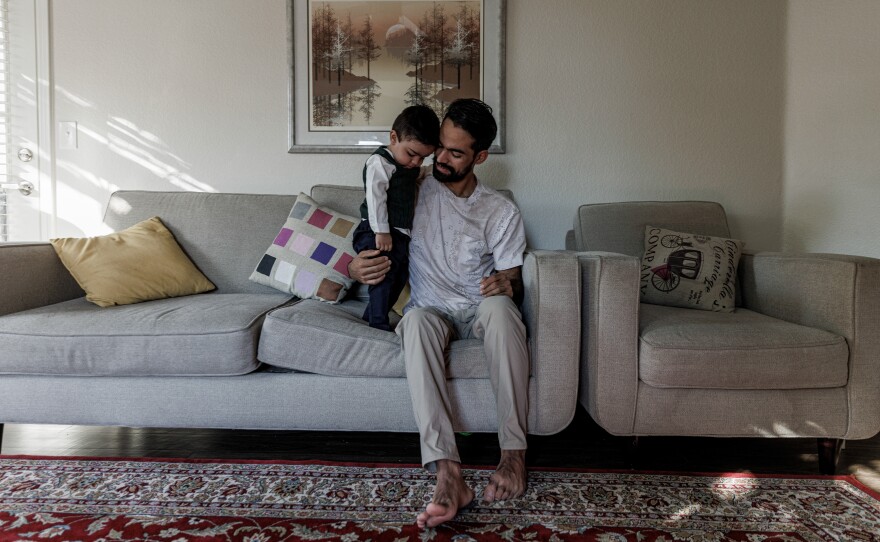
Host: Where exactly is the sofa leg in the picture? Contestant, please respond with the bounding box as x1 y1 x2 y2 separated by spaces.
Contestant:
0 423 4 450
627 436 641 470
817 438 843 475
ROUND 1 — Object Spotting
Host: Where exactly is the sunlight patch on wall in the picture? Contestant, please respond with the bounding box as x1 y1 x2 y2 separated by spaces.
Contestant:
15 72 37 112
76 123 108 145
56 159 120 193
55 84 95 109
106 117 215 192
109 117 191 167
55 156 118 237
107 196 131 216
55 180 112 237
54 110 219 236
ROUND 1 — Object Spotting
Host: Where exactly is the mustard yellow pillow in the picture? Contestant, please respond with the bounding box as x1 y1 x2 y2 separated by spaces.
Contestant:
50 217 215 307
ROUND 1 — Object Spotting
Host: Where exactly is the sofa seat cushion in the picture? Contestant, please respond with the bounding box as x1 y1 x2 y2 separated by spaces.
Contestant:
639 304 849 389
258 299 491 378
0 293 291 376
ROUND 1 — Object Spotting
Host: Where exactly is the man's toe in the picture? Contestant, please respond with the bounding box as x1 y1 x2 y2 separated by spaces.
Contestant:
424 504 456 528
482 483 496 503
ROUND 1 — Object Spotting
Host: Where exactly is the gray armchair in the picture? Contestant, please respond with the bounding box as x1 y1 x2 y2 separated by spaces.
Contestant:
567 201 880 473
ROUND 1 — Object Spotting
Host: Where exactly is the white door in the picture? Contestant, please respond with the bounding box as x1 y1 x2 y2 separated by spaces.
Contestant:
1 0 44 242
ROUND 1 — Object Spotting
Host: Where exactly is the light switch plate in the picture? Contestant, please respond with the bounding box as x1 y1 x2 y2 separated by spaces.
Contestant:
59 121 78 149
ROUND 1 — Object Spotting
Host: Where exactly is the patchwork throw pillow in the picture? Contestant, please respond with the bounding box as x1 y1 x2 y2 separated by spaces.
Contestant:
249 193 358 303
50 216 216 307
639 226 744 312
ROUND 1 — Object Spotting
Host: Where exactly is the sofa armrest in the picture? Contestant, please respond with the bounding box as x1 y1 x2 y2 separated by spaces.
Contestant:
739 251 880 439
520 250 581 435
576 251 641 435
0 242 83 316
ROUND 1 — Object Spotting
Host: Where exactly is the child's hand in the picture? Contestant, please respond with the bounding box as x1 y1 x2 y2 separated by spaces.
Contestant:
376 233 393 252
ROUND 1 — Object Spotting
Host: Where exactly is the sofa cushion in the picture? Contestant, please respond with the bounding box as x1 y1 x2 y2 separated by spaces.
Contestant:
0 293 291 376
258 299 491 378
639 303 849 389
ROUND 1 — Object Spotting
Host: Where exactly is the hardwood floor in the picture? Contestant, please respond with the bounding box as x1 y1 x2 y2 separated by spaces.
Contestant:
2 407 879 492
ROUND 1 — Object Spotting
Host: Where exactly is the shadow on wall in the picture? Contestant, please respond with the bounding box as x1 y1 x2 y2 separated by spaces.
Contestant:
53 85 217 236
783 188 842 255
725 211 782 253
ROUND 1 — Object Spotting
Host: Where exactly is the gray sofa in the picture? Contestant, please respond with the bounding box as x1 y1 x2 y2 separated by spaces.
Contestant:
0 185 581 442
567 201 880 473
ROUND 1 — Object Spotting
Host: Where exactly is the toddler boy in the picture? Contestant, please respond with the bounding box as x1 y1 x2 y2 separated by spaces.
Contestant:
353 105 440 331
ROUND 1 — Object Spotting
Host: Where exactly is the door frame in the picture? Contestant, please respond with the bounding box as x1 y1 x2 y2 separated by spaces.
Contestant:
35 0 54 240
2 0 53 241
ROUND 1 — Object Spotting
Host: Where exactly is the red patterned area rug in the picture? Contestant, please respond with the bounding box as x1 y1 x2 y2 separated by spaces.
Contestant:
0 457 879 541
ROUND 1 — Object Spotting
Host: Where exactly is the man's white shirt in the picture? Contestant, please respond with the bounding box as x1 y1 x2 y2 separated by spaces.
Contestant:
406 174 526 314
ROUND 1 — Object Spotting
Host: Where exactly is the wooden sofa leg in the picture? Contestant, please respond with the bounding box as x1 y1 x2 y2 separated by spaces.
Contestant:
817 438 843 475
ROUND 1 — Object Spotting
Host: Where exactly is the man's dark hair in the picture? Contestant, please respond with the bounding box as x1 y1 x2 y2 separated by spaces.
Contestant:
392 105 440 147
443 98 497 153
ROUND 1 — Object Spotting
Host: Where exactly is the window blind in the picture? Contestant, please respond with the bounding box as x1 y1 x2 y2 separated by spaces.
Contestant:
0 0 9 242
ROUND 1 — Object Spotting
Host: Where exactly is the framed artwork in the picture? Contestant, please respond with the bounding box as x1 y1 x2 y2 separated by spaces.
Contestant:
287 0 506 153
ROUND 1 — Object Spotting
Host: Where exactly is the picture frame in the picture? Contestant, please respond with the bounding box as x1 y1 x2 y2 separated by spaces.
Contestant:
287 0 506 153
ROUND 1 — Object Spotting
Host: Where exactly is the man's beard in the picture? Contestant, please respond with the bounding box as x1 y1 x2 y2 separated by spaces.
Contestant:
433 160 473 183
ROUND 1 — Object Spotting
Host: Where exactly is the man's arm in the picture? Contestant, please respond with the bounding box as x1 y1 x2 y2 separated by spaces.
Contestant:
348 249 392 285
481 200 526 305
479 266 524 306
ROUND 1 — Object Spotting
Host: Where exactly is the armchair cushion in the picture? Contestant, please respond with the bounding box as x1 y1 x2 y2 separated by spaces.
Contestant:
639 304 849 389
640 226 743 312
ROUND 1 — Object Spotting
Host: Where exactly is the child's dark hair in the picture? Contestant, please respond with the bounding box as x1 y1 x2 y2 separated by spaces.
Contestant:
393 105 440 147
443 98 497 153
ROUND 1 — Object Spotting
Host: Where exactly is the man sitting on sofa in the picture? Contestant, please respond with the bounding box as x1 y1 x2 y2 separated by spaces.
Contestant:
349 98 528 529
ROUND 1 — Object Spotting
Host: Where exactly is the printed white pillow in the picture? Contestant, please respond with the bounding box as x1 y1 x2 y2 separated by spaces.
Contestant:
249 193 358 303
640 226 744 312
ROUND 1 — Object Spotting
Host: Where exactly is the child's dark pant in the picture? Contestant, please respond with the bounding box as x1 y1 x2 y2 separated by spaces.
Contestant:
352 221 410 332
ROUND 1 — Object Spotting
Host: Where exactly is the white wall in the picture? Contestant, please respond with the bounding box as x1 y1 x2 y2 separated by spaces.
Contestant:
784 1 880 258
52 0 786 250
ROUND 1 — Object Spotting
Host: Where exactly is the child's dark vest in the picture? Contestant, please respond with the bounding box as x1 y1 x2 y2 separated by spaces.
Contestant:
360 146 418 230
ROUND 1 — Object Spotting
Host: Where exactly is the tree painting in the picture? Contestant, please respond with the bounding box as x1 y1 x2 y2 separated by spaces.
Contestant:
446 20 470 89
326 24 352 86
309 1 481 130
357 15 381 79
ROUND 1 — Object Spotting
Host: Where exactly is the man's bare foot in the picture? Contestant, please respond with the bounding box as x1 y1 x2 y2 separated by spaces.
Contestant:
483 449 527 503
417 460 474 529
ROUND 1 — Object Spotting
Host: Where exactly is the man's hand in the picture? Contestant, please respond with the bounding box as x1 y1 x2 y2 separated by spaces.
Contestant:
375 233 393 252
479 267 522 302
348 249 391 285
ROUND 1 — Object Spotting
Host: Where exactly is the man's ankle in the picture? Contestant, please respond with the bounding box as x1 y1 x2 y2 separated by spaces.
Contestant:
500 449 526 460
435 459 462 477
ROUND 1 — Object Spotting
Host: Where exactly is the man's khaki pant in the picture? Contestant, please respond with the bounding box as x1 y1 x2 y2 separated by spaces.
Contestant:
395 296 529 467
